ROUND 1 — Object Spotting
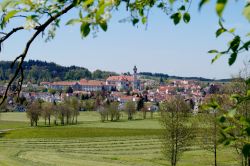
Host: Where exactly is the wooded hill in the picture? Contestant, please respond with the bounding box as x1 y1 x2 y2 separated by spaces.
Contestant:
0 60 118 83
0 60 230 83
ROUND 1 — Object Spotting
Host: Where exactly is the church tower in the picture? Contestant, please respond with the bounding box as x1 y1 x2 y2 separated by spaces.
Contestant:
133 65 138 90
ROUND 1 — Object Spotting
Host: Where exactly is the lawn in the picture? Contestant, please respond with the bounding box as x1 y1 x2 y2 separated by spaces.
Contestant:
0 112 241 166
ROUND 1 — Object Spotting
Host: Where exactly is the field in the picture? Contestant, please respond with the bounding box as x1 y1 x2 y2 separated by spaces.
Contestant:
0 112 240 166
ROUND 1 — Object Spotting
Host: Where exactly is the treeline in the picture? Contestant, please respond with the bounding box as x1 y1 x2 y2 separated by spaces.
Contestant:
140 72 232 82
27 97 80 126
0 60 118 83
139 72 169 79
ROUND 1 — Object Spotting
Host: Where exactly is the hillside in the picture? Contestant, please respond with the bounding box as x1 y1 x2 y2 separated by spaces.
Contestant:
0 60 231 84
0 60 118 83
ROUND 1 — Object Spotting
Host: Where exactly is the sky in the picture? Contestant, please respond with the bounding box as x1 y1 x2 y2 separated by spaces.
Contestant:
1 0 249 79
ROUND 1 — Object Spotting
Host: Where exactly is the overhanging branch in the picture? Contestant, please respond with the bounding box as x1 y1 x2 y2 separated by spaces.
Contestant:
0 3 75 105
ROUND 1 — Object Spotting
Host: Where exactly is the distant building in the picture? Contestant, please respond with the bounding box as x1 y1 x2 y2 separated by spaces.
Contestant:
46 79 115 92
106 66 141 91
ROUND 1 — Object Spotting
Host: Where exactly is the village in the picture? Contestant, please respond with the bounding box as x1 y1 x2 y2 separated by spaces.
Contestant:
0 66 222 113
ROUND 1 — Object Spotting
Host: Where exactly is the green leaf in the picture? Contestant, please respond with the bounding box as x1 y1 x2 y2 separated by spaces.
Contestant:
142 17 147 24
83 0 94 8
211 53 222 63
228 52 237 66
179 5 185 11
139 9 144 17
199 0 210 11
3 10 19 23
228 109 236 118
216 0 228 17
216 28 226 37
80 23 90 37
219 116 226 123
243 4 250 21
0 0 16 11
99 20 107 31
247 90 250 96
246 78 250 85
96 4 107 20
208 50 219 53
79 10 83 19
245 127 250 136
230 36 241 52
228 28 235 33
168 0 175 5
170 12 182 25
183 13 190 23
157 3 164 8
207 100 219 109
132 18 139 26
243 144 250 158
66 19 79 25
239 41 250 51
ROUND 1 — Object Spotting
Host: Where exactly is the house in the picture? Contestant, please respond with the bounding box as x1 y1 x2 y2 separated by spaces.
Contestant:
47 79 115 92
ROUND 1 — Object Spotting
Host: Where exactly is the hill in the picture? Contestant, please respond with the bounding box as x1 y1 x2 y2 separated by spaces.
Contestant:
0 60 118 83
0 60 231 84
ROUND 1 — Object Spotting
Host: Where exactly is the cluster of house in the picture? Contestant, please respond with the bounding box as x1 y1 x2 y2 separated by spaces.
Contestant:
0 66 222 113
40 66 141 92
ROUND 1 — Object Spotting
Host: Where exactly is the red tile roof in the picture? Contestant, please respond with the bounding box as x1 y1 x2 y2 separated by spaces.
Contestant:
51 81 77 86
79 79 105 86
40 82 51 85
107 75 134 82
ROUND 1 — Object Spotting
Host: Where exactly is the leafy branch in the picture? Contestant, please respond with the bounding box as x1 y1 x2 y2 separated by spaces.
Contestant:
0 2 75 104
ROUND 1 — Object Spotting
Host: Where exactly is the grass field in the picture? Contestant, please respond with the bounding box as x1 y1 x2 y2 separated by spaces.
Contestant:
0 112 241 166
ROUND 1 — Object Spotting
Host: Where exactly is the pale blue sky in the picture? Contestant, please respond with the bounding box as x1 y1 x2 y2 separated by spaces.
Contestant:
1 0 249 79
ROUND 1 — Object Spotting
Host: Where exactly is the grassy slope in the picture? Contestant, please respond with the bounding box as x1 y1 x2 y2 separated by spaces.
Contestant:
0 112 241 166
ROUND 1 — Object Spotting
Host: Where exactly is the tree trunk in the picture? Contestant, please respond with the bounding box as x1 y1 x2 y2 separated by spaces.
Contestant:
61 115 64 125
48 116 50 126
143 111 146 119
72 115 75 124
66 116 69 125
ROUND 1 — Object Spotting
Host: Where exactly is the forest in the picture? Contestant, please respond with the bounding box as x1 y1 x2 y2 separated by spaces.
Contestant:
0 60 118 83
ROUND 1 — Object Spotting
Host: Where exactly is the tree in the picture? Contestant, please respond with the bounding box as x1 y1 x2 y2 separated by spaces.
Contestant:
42 102 54 126
201 94 232 166
108 102 120 121
141 105 148 119
65 86 73 94
160 96 195 166
70 96 80 124
48 88 56 96
137 96 144 111
125 101 136 120
98 106 108 122
217 63 250 166
57 103 68 125
26 101 42 126
53 102 60 125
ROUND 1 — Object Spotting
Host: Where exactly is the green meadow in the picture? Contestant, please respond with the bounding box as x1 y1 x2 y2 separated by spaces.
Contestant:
0 112 240 166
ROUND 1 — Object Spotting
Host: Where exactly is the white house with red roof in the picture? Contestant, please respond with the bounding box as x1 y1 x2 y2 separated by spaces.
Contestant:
47 79 115 92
